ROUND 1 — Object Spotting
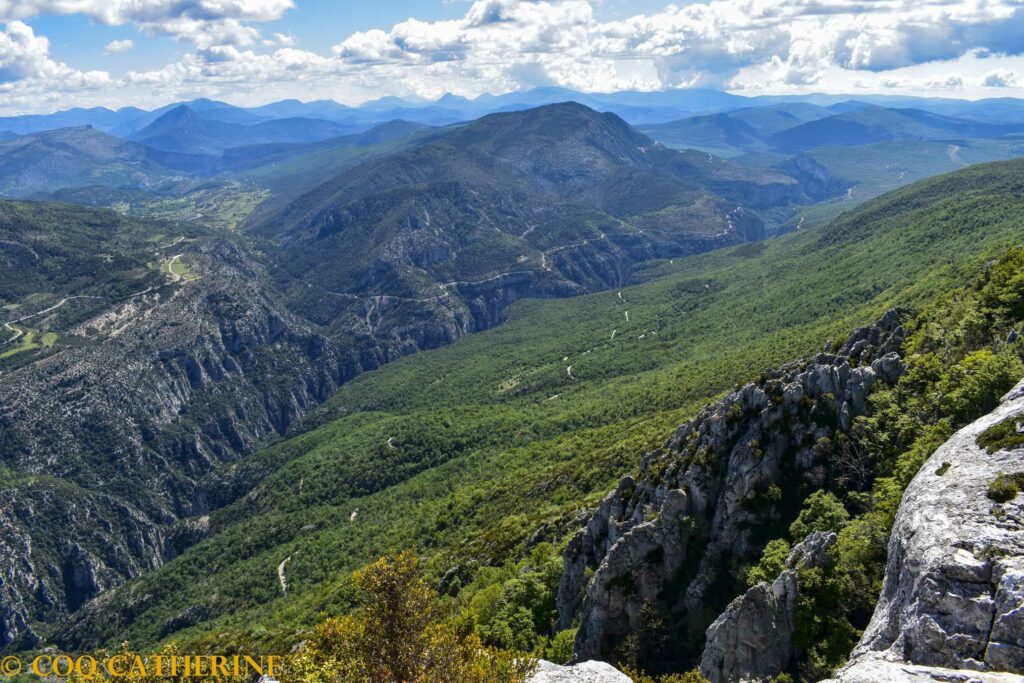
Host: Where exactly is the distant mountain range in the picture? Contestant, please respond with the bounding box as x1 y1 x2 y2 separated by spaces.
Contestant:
126 105 361 155
0 116 435 199
0 125 214 197
640 103 1024 157
3 87 1024 140
0 88 1021 247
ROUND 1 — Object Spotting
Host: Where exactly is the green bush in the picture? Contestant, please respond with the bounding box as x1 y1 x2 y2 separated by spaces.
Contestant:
938 350 1024 425
987 473 1024 503
977 416 1024 454
745 539 791 587
545 628 577 664
789 491 850 542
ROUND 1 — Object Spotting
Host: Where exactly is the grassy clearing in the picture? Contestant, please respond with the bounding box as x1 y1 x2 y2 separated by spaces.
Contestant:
0 329 37 359
0 329 58 359
167 255 200 281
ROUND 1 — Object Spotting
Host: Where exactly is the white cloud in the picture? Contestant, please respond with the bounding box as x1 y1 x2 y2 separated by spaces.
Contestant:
326 0 1024 95
0 20 108 85
103 38 133 54
263 32 294 46
984 69 1018 87
0 18 52 82
0 0 295 47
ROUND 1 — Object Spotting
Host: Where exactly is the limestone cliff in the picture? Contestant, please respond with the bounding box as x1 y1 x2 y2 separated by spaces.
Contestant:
825 380 1024 682
556 309 909 670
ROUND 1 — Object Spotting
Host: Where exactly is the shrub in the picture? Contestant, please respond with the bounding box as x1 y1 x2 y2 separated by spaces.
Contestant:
789 491 850 541
746 538 791 587
283 551 534 683
545 628 577 665
793 563 858 681
987 473 1024 504
977 415 1024 454
938 350 1024 425
624 668 710 683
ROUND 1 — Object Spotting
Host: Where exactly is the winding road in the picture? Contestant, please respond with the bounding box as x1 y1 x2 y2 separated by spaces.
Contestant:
2 295 102 345
167 254 184 281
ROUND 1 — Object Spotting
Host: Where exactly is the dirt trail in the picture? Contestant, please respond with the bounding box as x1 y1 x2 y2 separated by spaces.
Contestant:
2 281 165 347
320 230 621 305
3 295 103 344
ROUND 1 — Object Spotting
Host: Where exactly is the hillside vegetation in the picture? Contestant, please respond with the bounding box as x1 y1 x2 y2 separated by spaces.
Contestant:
52 158 1024 660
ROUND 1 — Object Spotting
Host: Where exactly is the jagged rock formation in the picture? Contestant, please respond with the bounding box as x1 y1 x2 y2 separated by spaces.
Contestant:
557 309 909 671
528 660 633 683
699 531 837 683
825 380 1024 682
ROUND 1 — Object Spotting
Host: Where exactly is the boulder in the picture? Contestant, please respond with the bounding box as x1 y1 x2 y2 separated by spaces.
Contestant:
826 652 1024 682
528 660 632 683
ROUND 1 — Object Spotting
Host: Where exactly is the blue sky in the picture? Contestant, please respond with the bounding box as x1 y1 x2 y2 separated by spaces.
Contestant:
1 0 1023 114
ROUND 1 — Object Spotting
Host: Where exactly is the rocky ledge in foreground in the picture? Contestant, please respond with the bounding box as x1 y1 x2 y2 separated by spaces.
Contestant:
825 379 1024 682
528 660 632 682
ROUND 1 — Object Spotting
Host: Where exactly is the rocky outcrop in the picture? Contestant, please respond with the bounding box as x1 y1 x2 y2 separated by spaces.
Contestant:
557 309 909 671
528 660 633 683
825 379 1024 682
0 237 471 648
825 654 1024 683
780 154 849 202
699 531 837 683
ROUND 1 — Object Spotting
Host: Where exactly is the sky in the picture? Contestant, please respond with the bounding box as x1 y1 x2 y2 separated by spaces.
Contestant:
0 0 1023 115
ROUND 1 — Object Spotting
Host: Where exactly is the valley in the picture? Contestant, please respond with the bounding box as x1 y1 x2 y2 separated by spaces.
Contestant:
1 89 1023 682
17 156 1024 655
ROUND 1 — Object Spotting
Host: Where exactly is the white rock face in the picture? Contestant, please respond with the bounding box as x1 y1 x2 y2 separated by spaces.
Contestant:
826 379 1024 682
528 660 633 683
827 652 1024 682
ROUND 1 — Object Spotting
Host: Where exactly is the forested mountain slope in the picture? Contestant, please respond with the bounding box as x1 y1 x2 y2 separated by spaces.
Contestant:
0 127 214 197
252 102 822 340
44 158 1024 666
